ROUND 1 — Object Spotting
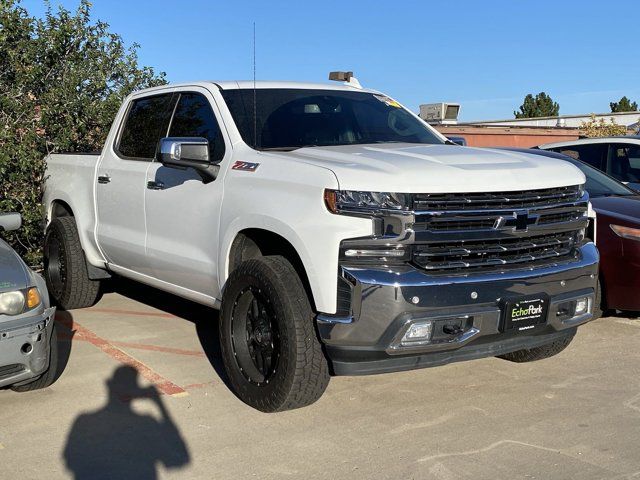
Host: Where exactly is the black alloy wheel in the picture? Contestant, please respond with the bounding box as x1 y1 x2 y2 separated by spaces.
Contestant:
45 228 67 300
230 286 280 386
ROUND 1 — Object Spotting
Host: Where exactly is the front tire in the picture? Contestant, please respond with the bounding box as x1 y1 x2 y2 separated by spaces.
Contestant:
44 217 100 310
219 256 329 412
498 333 574 363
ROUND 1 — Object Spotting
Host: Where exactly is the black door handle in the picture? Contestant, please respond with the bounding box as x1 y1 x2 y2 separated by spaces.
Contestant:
147 181 165 190
97 175 111 184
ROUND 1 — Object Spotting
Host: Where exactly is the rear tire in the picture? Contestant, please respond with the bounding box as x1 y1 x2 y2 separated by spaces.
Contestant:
219 256 329 412
44 217 100 310
12 322 59 392
498 334 574 363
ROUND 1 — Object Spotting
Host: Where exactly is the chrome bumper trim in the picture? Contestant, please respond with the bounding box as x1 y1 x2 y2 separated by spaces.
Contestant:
317 243 599 359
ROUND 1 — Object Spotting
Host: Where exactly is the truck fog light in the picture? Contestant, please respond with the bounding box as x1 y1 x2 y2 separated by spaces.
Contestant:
575 297 590 316
401 320 433 346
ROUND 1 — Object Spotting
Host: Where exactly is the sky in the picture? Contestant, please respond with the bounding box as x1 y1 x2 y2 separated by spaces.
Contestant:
22 0 640 121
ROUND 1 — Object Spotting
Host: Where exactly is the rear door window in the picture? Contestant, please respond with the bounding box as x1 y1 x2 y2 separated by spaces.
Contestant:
609 143 640 182
550 144 608 170
117 93 176 160
168 93 225 162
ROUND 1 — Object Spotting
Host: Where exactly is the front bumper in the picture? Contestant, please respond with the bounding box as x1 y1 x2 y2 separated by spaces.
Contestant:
0 307 56 388
318 243 599 375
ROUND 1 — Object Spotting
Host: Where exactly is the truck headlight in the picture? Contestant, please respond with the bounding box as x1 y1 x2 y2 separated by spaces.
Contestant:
325 189 409 214
0 287 41 315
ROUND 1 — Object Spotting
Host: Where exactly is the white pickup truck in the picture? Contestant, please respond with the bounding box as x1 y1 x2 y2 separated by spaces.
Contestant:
44 77 599 411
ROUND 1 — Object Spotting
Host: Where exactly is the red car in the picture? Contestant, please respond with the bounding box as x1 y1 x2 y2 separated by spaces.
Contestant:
502 148 640 315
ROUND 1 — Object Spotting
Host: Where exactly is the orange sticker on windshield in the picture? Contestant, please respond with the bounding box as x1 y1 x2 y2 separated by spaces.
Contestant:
374 94 401 108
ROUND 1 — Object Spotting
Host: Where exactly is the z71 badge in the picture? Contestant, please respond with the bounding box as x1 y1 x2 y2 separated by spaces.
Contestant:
231 161 260 172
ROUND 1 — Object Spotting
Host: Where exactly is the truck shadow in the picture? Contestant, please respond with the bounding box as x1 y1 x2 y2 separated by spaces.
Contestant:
102 278 230 387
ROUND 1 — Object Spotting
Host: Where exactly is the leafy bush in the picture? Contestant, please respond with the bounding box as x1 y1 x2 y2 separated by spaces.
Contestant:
0 0 166 266
580 114 628 138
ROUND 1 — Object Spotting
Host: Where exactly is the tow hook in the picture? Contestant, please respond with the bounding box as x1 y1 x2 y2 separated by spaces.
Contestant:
443 324 464 336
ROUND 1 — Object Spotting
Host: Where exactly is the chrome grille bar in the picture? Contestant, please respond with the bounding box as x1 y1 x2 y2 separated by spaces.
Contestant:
412 185 582 211
413 232 579 272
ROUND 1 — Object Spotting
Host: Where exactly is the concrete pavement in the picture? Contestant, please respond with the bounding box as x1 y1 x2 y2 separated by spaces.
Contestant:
1 279 639 479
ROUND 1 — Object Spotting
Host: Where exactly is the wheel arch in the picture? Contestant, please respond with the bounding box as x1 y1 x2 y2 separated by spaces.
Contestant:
225 227 317 311
49 199 74 220
220 216 325 311
45 195 106 271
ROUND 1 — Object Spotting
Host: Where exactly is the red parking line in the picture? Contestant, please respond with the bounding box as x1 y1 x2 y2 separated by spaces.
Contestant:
86 308 177 319
56 314 187 397
183 381 216 390
109 340 206 357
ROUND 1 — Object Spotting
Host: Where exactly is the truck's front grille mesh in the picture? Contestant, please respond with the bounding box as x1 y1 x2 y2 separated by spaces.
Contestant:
340 186 587 275
414 208 586 232
537 211 584 225
413 231 580 273
420 218 497 231
412 185 582 211
335 275 353 317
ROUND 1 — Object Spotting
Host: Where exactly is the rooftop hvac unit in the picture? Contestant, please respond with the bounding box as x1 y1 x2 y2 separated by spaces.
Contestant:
419 103 460 124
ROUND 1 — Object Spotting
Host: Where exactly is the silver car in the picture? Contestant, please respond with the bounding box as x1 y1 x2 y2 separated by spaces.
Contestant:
0 212 57 391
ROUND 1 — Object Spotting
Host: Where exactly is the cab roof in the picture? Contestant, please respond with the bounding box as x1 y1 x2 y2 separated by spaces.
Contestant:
131 80 380 97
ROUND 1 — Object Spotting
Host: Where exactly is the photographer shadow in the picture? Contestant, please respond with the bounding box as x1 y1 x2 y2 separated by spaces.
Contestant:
63 365 190 480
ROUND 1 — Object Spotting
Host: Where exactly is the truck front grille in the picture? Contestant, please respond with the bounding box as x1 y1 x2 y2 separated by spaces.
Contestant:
414 208 586 232
339 186 588 275
412 185 582 211
408 185 588 274
413 231 580 273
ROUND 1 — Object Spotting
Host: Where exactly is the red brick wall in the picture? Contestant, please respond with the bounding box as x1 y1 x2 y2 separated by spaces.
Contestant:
434 126 581 148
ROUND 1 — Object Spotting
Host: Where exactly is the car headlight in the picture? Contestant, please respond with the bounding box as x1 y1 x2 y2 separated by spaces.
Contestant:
0 287 41 315
324 189 409 214
610 224 640 241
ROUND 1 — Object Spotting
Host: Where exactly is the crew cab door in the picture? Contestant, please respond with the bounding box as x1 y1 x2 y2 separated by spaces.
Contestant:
96 92 177 275
144 88 228 300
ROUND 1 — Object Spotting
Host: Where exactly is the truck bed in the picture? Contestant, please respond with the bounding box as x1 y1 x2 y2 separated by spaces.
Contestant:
44 152 104 267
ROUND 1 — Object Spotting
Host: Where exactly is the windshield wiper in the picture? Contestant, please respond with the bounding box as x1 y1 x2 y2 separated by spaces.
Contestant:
259 146 306 152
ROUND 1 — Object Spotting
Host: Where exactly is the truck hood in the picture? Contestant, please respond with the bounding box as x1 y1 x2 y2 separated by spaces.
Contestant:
0 239 30 292
282 143 586 193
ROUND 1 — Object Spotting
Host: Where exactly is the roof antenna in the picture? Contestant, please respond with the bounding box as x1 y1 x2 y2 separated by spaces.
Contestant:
253 22 257 148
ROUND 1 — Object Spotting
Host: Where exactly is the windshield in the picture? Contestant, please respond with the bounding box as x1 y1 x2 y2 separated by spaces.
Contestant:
563 157 635 197
220 88 444 150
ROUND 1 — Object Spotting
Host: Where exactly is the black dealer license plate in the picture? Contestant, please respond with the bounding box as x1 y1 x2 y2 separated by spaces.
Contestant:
503 295 549 332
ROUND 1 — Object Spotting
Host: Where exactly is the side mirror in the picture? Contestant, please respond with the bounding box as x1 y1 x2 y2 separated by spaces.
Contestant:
0 212 22 232
157 137 219 183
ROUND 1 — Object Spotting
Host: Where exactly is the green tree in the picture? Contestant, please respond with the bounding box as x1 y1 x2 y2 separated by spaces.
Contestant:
610 96 638 113
514 92 560 118
0 0 166 265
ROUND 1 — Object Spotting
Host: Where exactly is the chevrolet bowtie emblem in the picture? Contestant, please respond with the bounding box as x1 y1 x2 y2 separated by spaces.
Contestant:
499 210 539 231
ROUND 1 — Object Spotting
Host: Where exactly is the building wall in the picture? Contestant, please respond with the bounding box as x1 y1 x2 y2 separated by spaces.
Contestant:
434 125 581 148
470 111 640 128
